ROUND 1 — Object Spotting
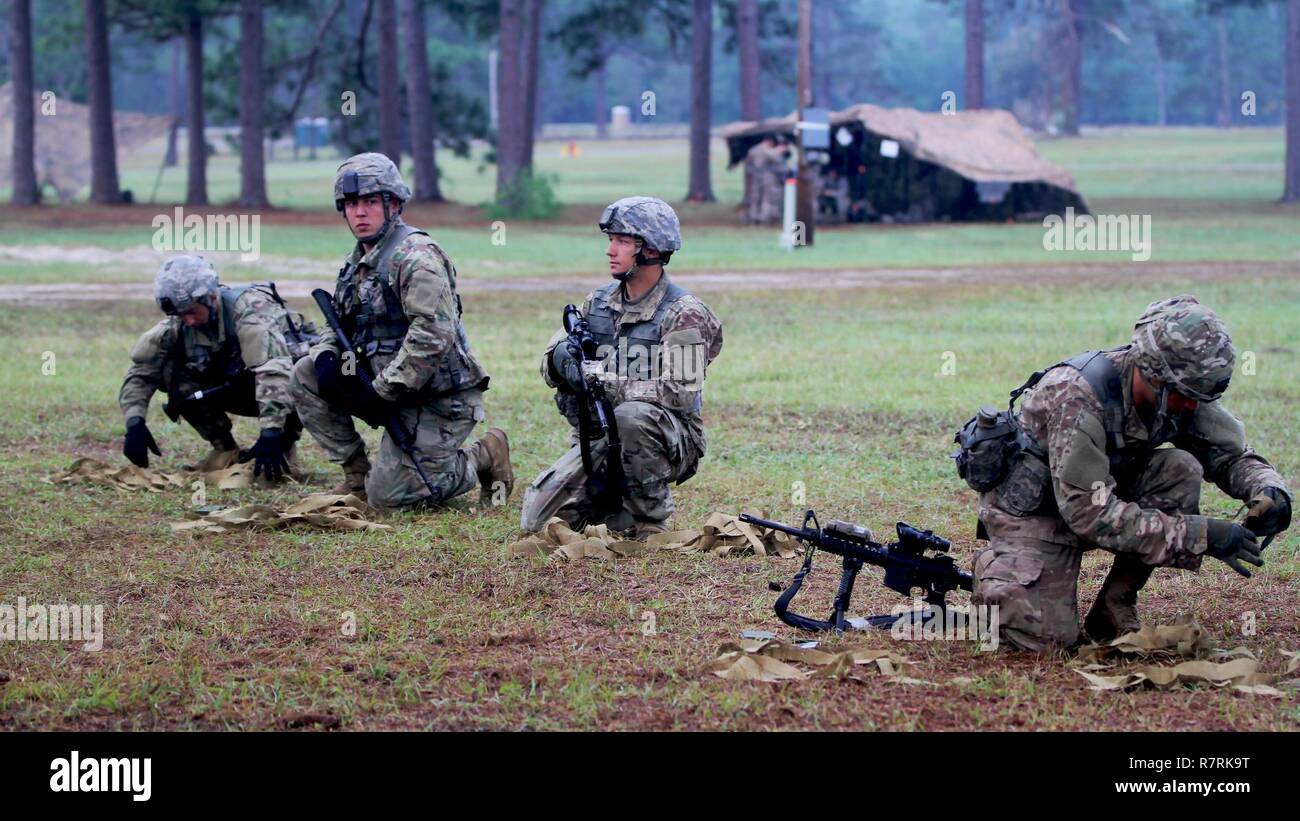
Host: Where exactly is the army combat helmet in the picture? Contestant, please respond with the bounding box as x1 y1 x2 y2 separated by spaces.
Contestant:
1132 294 1234 426
599 196 682 281
154 255 219 316
334 152 411 244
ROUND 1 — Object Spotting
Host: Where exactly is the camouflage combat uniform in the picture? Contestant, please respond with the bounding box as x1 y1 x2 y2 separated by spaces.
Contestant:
290 218 491 510
521 273 723 533
120 283 306 447
971 298 1291 651
744 141 788 224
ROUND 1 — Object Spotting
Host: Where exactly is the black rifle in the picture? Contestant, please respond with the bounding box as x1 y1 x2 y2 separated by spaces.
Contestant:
311 288 441 500
739 510 973 633
162 382 232 422
562 304 627 521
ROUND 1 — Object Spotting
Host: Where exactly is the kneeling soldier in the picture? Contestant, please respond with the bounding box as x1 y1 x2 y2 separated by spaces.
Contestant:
521 196 724 539
290 152 511 509
958 295 1291 651
121 255 313 481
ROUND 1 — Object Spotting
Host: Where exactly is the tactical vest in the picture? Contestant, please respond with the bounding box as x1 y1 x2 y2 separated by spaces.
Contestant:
175 284 251 386
584 279 701 413
1013 347 1178 478
333 223 485 396
174 283 317 387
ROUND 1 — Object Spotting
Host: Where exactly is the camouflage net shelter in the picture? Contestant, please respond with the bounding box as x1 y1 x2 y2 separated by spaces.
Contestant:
722 103 1088 223
0 83 173 202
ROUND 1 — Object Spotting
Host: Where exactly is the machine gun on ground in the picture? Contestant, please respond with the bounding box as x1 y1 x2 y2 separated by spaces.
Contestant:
739 510 972 633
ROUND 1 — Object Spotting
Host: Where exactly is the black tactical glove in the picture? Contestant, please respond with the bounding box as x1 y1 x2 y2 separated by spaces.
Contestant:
1243 487 1292 541
242 427 290 482
550 342 586 394
1205 518 1265 578
123 416 161 468
314 350 345 402
351 379 393 429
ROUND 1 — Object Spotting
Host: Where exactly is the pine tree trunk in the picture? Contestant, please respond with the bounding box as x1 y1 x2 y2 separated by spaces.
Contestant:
1152 29 1168 126
965 0 984 110
1216 13 1232 127
521 0 543 170
1285 0 1300 202
1060 0 1084 136
10 0 38 205
402 0 442 201
593 52 608 139
184 14 208 205
686 0 715 202
85 0 122 203
496 0 525 208
378 0 402 164
738 0 761 121
165 37 180 167
239 0 269 207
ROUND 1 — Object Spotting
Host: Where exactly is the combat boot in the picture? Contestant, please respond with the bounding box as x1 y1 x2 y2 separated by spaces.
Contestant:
633 518 669 541
1084 557 1155 642
187 433 241 473
468 428 514 506
332 450 371 501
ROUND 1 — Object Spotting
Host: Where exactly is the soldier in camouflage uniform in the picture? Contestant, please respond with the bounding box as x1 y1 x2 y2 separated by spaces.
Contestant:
120 255 311 481
968 295 1291 651
744 136 790 224
289 153 512 510
521 196 724 539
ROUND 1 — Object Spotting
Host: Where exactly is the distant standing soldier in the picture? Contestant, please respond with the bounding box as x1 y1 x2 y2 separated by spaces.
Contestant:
289 153 512 509
521 196 723 538
744 135 789 224
120 255 313 482
957 295 1292 651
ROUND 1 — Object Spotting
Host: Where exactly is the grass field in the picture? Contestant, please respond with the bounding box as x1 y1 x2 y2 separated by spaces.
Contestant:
0 129 1297 730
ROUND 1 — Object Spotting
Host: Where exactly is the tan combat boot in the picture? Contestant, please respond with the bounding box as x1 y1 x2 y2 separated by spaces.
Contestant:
469 428 514 507
633 519 669 541
187 435 242 473
1084 558 1155 642
332 450 371 501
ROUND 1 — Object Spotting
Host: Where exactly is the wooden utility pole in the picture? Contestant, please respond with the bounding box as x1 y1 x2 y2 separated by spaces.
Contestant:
796 0 814 247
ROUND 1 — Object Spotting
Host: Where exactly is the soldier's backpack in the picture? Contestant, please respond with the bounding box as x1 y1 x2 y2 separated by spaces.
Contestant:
952 349 1128 503
257 282 320 361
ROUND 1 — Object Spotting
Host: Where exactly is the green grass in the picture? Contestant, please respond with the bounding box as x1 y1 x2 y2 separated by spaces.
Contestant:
0 127 1297 730
0 274 1296 730
3 130 1298 287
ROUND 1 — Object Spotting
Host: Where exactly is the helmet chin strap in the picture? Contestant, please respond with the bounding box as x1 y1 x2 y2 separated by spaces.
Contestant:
1151 384 1170 436
203 292 220 330
615 239 664 284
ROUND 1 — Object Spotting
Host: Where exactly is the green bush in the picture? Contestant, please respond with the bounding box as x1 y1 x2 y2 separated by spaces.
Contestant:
485 169 562 220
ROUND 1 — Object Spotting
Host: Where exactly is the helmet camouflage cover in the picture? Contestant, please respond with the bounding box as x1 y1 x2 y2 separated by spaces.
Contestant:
598 196 682 254
154 255 219 315
1132 294 1235 402
334 152 412 211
